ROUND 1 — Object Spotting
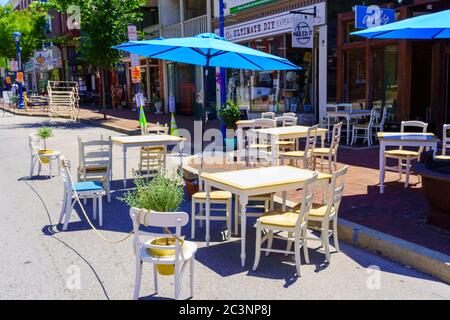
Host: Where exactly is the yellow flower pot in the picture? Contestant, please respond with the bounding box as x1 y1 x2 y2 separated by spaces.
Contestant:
38 150 54 164
147 237 184 276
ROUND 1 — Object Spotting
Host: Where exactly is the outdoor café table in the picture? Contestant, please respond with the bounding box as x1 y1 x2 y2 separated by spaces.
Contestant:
251 125 328 166
378 132 440 194
327 110 372 145
201 166 332 267
112 134 185 188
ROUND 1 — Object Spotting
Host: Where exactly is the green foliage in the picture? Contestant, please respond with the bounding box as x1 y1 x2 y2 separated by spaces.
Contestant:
49 0 146 69
36 127 53 149
0 5 48 63
218 99 241 129
119 173 185 213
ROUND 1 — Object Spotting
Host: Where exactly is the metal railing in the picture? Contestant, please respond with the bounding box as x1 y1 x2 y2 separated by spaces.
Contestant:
183 15 208 37
160 15 208 39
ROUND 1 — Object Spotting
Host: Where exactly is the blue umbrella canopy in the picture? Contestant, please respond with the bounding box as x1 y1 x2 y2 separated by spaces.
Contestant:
351 9 450 39
113 33 300 71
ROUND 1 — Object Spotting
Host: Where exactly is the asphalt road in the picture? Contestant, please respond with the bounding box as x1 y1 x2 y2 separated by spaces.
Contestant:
0 115 449 300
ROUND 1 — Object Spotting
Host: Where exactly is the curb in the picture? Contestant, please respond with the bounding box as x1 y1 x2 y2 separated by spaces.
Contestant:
273 196 450 284
1 106 141 135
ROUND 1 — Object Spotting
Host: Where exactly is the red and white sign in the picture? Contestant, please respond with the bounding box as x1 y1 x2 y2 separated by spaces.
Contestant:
127 25 138 41
10 60 18 72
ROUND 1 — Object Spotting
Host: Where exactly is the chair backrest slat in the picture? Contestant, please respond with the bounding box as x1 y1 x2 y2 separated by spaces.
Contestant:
276 115 297 127
443 124 450 156
296 172 319 229
400 121 428 152
261 112 275 120
304 125 319 169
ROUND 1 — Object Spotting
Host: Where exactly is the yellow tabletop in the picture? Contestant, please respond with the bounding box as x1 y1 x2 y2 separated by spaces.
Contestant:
253 125 327 138
377 132 440 143
201 166 331 191
112 134 185 145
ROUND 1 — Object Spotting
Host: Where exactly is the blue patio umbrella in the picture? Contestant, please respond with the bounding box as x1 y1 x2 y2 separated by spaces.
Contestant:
113 33 300 134
351 9 450 39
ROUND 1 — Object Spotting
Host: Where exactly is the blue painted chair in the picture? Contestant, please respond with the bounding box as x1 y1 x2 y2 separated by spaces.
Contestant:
59 159 105 230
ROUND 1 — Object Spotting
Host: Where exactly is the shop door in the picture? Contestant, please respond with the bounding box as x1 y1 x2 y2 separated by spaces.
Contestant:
410 43 432 122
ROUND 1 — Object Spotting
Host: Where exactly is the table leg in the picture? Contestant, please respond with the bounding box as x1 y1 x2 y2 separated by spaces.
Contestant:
205 183 211 247
239 195 249 267
327 115 331 142
432 142 438 158
346 117 350 145
282 191 287 211
379 142 386 194
123 146 127 188
271 135 278 166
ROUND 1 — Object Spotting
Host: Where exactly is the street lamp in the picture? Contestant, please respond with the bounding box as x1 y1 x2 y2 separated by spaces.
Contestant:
13 31 24 109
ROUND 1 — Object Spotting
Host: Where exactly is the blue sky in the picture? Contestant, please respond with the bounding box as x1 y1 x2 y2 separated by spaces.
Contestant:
0 0 8 5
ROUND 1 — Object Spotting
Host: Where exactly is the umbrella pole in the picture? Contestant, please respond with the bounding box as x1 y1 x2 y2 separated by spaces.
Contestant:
201 54 211 170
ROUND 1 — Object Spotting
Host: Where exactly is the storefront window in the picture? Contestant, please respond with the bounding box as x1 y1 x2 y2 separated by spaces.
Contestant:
184 0 206 20
372 45 398 109
344 49 366 104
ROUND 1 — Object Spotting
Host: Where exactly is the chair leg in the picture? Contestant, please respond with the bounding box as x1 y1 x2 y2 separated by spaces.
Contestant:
234 195 239 235
302 228 310 264
106 180 111 203
63 198 75 231
175 266 181 300
29 157 35 177
153 264 158 294
190 257 195 298
199 204 204 228
58 191 68 225
252 224 262 271
226 199 231 239
294 233 302 277
133 259 143 300
99 195 103 227
405 157 411 188
398 159 403 180
93 195 97 220
285 232 293 256
333 218 340 252
49 159 52 177
322 230 331 263
265 231 273 257
191 201 196 239
38 162 42 176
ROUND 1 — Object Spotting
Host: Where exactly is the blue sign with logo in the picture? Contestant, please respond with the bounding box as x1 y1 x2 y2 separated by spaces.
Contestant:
355 5 396 29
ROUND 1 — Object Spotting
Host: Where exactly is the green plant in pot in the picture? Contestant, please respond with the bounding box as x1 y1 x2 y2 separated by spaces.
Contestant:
218 99 241 150
36 127 54 164
119 172 185 275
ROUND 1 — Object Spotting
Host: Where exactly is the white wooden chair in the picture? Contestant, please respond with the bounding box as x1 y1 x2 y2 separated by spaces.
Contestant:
384 120 428 188
247 118 276 165
28 133 61 178
372 106 388 140
436 124 450 160
252 172 318 276
191 167 232 240
313 122 343 173
130 208 197 300
275 115 298 152
280 125 319 170
291 166 348 263
59 159 105 230
351 108 377 146
77 136 112 202
261 112 275 119
139 123 169 178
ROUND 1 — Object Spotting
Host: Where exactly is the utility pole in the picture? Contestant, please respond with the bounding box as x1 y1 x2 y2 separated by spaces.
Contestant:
219 0 226 106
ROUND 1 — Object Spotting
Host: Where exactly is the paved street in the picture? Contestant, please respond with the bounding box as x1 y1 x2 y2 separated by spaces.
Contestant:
1 115 449 300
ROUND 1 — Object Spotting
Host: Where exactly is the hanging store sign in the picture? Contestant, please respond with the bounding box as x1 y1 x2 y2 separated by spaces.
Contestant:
131 66 141 83
10 60 18 72
218 2 326 43
16 72 23 83
292 14 314 48
229 0 274 14
130 54 140 67
127 25 138 41
355 5 396 29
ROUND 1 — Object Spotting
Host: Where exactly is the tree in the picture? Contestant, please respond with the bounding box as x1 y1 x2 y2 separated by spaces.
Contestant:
49 0 146 119
0 5 48 65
